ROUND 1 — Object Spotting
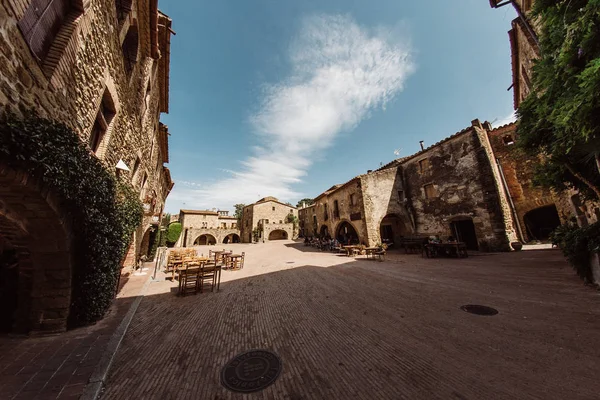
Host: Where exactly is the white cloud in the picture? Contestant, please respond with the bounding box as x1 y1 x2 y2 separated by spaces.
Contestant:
166 14 414 213
492 111 517 128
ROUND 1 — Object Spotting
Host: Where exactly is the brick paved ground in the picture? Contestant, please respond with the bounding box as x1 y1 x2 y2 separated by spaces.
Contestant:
100 242 600 400
0 266 150 400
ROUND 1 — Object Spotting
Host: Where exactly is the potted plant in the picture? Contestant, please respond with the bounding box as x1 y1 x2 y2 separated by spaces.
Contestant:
511 241 523 251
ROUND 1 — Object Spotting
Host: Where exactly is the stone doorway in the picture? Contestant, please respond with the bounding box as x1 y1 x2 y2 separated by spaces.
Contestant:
336 221 359 245
524 205 560 241
380 214 404 247
223 234 240 244
268 230 288 240
139 226 156 258
194 234 217 245
450 218 479 251
0 235 19 332
319 225 329 238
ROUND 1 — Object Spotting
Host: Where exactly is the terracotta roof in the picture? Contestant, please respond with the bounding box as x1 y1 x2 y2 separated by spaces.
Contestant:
163 166 174 191
180 209 219 216
489 121 517 132
248 197 297 209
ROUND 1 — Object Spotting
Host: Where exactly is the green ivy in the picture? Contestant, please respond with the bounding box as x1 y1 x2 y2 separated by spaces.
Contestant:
551 221 600 283
0 113 142 328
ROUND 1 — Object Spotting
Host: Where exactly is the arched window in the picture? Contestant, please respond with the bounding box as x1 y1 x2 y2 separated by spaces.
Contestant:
122 25 139 77
18 0 83 62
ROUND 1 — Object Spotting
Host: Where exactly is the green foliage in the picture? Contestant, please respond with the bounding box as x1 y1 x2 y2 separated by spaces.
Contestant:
517 0 600 199
296 198 314 208
0 113 142 328
233 203 245 226
286 213 299 237
551 221 600 283
166 222 182 246
252 226 262 242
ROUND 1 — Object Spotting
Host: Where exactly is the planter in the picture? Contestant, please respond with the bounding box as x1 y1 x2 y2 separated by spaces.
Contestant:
511 242 523 251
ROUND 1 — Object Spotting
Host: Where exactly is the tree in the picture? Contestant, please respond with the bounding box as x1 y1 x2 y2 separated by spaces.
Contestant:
233 203 245 226
166 222 182 247
296 198 314 208
517 0 600 200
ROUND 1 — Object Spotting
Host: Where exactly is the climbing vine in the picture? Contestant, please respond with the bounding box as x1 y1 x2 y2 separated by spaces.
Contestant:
0 113 142 328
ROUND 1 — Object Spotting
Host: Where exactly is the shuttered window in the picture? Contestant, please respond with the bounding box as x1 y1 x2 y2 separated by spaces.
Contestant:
122 26 139 77
115 0 133 22
18 0 77 61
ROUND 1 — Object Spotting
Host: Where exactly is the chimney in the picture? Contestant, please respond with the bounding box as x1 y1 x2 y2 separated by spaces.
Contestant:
471 119 483 129
482 121 493 130
419 141 424 151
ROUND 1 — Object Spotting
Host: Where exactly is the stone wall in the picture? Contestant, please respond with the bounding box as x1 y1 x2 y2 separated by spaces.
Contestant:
178 211 241 246
298 205 316 237
0 1 173 331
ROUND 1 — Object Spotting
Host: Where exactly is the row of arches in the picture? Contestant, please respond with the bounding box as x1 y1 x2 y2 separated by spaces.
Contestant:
193 233 241 245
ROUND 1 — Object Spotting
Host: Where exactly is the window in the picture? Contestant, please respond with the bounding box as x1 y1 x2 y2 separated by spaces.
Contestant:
265 219 269 224
424 184 437 199
122 25 139 77
324 203 329 221
398 191 405 202
419 158 431 174
18 0 82 62
333 200 339 218
313 215 317 226
279 220 282 224
350 193 355 206
115 0 132 23
222 223 227 229
89 90 116 155
272 206 275 211
503 135 515 146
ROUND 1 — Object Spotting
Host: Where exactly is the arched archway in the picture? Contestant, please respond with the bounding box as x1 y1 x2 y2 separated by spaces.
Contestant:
524 205 560 241
223 233 240 244
319 225 329 238
379 214 405 246
335 221 359 245
0 166 72 333
449 217 478 251
268 230 288 240
139 226 155 258
194 234 217 245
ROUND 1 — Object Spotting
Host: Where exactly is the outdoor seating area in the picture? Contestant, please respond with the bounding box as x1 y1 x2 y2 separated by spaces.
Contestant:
166 248 246 295
302 237 388 261
423 241 468 258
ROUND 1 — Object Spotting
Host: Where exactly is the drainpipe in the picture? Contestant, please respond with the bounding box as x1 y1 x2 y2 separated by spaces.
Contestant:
496 158 525 242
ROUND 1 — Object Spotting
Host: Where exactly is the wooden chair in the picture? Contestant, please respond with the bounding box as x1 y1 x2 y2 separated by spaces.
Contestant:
198 262 216 293
179 262 201 296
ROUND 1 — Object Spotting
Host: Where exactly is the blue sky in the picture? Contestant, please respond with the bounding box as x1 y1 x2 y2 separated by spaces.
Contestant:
159 0 517 214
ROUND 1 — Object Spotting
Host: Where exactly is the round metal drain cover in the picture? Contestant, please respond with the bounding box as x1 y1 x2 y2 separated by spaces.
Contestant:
221 350 282 393
460 304 498 316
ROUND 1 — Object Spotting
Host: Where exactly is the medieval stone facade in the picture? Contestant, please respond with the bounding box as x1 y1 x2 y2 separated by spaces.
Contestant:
0 0 173 332
241 197 298 243
177 209 240 247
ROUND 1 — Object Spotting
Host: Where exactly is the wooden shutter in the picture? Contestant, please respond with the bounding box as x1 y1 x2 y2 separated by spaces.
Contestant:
18 0 71 61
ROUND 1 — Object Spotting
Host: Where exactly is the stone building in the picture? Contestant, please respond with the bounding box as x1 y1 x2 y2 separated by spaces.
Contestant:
308 120 528 251
0 0 173 332
241 197 298 243
177 209 240 247
298 204 316 237
490 0 600 229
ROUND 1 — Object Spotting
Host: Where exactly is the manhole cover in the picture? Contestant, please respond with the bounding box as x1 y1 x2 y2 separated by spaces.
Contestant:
221 350 282 393
460 304 498 316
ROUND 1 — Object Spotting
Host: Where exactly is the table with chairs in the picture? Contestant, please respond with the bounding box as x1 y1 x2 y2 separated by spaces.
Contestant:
166 248 246 296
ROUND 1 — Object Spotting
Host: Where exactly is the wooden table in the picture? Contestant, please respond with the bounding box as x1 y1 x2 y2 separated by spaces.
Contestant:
343 245 361 257
225 254 243 269
423 242 468 258
176 260 222 293
173 257 209 281
364 247 379 258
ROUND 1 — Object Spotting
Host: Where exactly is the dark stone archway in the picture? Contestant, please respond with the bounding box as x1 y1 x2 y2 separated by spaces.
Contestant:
268 230 288 240
194 234 216 245
524 205 561 241
0 165 72 333
335 221 359 245
223 234 240 244
450 217 479 251
379 214 405 247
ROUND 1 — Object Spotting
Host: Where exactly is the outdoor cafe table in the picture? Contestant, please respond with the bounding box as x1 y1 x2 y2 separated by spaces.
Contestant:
176 258 222 293
423 242 468 258
224 254 243 269
364 247 380 258
173 257 209 281
343 245 361 257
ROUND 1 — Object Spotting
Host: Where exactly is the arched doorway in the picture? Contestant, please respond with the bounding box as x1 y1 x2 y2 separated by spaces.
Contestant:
139 226 156 258
380 214 405 246
450 217 478 251
336 221 359 245
524 205 560 241
194 234 216 245
319 225 329 238
269 230 288 240
0 166 72 333
223 233 240 244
